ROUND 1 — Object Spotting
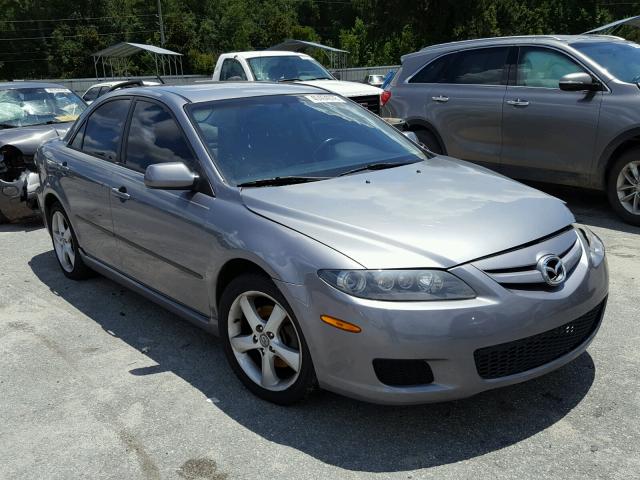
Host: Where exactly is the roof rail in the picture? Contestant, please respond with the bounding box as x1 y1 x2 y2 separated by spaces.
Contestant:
419 35 566 51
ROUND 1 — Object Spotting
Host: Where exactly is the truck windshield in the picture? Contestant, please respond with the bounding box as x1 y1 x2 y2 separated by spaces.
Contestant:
0 87 86 128
572 41 640 83
248 56 333 82
188 93 427 186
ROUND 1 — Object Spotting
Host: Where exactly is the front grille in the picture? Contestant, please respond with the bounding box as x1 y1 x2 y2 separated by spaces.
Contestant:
351 94 380 114
373 359 434 386
474 301 606 379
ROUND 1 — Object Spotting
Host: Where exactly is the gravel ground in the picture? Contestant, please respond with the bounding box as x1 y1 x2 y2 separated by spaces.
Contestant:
0 185 638 480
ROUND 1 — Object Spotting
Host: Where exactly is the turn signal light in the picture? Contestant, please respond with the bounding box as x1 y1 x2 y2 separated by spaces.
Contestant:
320 315 362 333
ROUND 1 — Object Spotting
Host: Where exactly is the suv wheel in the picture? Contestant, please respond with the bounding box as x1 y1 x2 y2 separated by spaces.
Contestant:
48 202 94 279
607 149 640 226
414 129 443 154
219 274 317 405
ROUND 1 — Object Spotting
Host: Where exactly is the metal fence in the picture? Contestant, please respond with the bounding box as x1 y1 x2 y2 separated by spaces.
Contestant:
34 65 400 94
330 65 400 82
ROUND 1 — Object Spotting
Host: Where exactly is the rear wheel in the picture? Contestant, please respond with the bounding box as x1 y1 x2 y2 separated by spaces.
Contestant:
607 149 640 226
48 202 94 279
219 274 316 405
413 129 443 154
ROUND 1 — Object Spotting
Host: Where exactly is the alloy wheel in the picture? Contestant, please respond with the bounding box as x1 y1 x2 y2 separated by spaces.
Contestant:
227 291 302 392
51 211 75 272
616 160 640 215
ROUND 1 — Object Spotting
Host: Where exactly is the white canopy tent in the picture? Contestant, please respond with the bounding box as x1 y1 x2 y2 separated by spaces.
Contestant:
91 42 183 79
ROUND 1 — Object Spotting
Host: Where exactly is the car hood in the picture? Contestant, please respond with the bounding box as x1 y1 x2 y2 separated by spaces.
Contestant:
240 158 575 269
0 123 72 156
297 79 383 97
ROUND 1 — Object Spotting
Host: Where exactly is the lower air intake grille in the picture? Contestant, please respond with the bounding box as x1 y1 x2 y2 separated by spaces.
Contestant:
373 359 434 386
351 94 380 115
474 301 606 379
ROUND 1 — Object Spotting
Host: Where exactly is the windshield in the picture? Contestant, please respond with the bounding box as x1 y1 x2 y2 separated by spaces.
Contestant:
0 87 86 128
572 41 640 83
188 94 427 186
247 56 333 81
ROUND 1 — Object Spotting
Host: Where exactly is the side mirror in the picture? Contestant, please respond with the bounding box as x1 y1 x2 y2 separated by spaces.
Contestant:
559 72 601 92
144 162 198 190
403 131 419 143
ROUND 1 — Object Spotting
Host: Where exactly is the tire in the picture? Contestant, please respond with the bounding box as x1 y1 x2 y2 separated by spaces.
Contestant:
218 273 317 405
606 148 640 226
48 202 94 280
414 129 443 155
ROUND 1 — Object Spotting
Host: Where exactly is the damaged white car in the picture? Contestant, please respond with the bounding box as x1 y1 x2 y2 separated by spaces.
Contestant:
0 82 86 222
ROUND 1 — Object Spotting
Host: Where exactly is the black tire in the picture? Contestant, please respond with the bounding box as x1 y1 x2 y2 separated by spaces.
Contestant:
219 273 317 405
606 148 640 226
414 129 443 155
48 202 94 280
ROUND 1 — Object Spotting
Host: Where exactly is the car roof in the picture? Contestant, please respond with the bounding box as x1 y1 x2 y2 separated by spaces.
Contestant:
109 81 328 104
406 34 629 59
222 51 310 59
0 81 72 90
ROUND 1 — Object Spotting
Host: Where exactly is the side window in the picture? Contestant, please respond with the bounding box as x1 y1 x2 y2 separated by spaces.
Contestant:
220 59 247 81
124 100 195 174
517 47 586 88
410 47 508 85
69 121 86 150
409 55 451 83
82 99 131 162
83 87 98 102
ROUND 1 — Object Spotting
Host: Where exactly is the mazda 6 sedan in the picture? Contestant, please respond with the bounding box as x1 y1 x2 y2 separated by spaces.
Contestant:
36 82 609 405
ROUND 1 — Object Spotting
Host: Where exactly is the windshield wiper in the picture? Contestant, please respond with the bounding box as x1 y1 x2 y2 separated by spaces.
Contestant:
338 161 419 177
237 176 330 188
277 77 303 83
0 123 17 129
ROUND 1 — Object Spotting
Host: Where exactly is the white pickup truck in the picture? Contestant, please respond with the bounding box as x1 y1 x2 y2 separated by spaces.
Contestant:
212 51 383 115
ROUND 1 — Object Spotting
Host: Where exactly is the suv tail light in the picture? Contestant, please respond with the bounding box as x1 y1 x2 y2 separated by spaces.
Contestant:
381 90 391 106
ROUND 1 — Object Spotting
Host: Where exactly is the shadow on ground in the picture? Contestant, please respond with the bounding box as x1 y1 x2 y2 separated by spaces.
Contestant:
524 181 640 235
29 248 596 472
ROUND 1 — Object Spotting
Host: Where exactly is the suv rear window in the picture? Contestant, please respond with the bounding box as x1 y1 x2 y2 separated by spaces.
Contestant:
410 47 509 85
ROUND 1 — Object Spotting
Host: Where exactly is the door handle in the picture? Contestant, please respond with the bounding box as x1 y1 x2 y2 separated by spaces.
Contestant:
506 99 530 107
60 161 70 171
111 186 131 200
432 95 449 103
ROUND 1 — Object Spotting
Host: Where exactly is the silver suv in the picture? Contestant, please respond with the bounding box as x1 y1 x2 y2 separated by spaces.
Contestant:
383 35 640 225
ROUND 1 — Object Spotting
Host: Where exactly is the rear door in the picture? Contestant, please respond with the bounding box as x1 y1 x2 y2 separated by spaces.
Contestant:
407 46 510 165
500 46 603 183
109 98 214 315
60 98 131 265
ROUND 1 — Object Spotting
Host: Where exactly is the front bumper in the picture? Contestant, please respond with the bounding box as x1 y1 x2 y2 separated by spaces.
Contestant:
277 241 609 405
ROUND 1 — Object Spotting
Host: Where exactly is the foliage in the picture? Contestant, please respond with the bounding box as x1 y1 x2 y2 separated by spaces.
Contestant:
0 0 638 79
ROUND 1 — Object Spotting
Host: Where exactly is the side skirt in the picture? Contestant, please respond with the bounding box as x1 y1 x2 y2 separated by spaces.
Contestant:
81 251 218 335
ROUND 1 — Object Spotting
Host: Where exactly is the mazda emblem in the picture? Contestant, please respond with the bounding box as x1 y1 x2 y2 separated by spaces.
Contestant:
537 254 567 286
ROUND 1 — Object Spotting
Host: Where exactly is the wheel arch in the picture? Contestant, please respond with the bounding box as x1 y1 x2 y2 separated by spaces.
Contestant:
403 118 447 155
215 258 273 309
597 128 640 189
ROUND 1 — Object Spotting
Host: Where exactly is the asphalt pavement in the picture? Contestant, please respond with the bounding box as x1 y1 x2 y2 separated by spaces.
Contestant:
0 184 638 480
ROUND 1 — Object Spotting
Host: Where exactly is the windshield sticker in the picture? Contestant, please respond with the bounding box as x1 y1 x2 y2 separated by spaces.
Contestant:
305 94 345 103
44 88 70 94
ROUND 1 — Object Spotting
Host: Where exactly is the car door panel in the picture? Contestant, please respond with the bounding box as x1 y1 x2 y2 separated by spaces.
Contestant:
501 46 603 183
109 166 214 315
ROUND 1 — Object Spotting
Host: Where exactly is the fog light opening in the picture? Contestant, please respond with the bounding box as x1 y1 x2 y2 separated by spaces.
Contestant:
320 315 362 333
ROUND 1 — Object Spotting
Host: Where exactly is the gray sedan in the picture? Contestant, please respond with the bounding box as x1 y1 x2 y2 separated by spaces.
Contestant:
36 83 608 405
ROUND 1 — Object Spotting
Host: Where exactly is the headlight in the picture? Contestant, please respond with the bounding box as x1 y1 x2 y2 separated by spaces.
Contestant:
581 227 605 267
318 269 476 301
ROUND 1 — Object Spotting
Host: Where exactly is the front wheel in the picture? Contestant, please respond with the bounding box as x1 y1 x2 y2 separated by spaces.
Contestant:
219 274 317 405
48 202 94 279
607 150 640 226
414 129 443 155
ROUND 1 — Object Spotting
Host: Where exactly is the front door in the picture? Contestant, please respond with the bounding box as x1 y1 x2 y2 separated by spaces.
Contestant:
109 98 214 315
501 46 603 184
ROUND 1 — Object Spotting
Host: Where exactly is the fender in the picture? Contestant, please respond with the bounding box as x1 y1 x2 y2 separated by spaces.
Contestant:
595 127 640 190
403 117 447 155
